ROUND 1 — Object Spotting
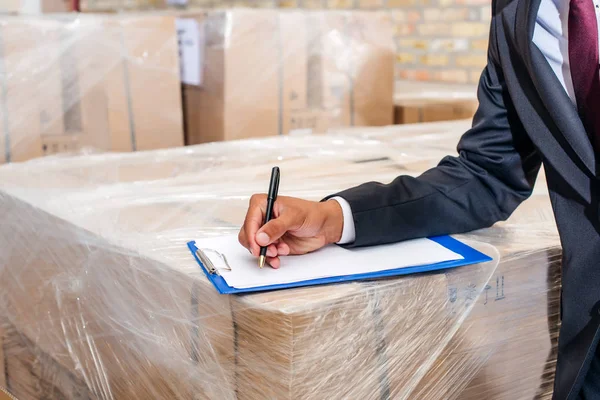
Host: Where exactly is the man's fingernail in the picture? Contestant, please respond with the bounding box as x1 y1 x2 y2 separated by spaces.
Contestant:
257 232 270 245
249 248 253 255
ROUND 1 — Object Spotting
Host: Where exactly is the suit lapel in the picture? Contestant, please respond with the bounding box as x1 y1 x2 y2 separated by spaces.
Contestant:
516 0 597 176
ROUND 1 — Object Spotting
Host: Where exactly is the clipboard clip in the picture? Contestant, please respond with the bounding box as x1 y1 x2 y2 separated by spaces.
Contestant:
195 248 232 275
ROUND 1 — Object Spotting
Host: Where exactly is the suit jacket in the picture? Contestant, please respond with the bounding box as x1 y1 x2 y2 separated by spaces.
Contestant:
334 0 600 398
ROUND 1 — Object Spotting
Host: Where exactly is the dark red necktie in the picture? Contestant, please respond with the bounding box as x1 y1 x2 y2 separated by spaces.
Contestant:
569 0 600 152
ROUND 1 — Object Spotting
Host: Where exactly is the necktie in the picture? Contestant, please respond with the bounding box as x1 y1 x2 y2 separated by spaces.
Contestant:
569 0 600 152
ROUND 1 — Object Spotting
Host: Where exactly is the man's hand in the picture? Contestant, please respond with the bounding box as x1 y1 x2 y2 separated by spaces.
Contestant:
238 195 344 268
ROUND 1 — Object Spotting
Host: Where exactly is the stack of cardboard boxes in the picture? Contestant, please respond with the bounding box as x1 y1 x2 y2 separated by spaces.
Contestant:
1 6 482 163
180 9 395 144
1 8 480 165
0 14 184 164
0 9 396 164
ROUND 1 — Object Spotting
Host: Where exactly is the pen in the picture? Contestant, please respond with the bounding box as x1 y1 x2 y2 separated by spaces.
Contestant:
259 166 280 268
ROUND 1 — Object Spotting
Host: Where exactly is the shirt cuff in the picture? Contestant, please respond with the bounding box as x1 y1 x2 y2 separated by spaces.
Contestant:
331 196 356 245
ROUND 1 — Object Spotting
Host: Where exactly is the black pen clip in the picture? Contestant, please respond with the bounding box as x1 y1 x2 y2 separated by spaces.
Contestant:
269 166 280 200
273 167 280 199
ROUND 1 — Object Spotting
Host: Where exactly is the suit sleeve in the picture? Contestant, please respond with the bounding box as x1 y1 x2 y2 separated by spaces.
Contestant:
330 18 542 248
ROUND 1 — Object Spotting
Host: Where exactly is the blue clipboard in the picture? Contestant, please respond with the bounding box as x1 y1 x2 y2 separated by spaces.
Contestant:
187 235 492 295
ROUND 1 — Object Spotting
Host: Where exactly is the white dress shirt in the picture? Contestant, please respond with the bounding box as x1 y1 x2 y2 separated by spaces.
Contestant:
533 0 600 104
333 0 600 245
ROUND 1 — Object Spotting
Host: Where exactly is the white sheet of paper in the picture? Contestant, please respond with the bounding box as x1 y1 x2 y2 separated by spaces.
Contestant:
175 18 205 85
194 235 464 289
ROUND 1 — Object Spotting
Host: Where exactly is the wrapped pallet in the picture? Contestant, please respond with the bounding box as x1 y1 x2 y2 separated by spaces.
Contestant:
0 120 560 399
0 13 184 164
180 9 395 144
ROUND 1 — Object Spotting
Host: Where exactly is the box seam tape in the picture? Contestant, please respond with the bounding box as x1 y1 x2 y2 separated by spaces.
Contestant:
0 25 11 163
369 289 392 400
277 14 284 136
344 14 355 127
118 25 137 152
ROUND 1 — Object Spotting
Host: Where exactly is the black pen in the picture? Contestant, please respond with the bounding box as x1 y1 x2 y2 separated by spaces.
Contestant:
259 166 280 268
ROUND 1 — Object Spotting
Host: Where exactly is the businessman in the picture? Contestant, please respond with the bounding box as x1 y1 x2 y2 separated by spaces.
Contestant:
239 0 600 398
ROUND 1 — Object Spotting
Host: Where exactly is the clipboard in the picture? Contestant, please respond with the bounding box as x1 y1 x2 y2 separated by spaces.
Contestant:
187 235 492 295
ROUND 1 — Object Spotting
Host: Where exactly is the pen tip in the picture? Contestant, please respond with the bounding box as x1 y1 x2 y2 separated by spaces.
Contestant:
258 255 266 269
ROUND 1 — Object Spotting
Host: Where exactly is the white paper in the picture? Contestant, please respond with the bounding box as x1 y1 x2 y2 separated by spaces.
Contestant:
193 235 464 289
19 0 42 13
176 18 204 86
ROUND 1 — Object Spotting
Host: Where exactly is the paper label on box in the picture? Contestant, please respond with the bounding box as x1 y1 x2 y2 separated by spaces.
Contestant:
176 18 204 86
19 0 42 13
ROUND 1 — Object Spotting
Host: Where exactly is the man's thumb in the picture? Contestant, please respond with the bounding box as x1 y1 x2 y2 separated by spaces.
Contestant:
256 215 293 246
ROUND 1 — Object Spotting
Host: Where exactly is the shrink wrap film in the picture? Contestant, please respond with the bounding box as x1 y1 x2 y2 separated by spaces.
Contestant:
181 9 395 144
0 120 560 399
0 13 183 165
0 9 394 159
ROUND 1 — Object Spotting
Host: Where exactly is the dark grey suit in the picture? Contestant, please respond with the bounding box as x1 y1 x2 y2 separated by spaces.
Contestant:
333 0 600 398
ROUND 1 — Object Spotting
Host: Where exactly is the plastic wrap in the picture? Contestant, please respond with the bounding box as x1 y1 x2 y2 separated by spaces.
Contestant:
0 120 560 399
181 8 395 144
0 8 394 162
0 13 184 165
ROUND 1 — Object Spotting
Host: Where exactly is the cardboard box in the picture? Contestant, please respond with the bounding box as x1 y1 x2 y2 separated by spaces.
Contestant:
182 10 394 144
394 81 479 124
0 0 72 14
0 15 184 164
232 273 453 400
0 0 20 14
403 247 560 399
0 19 44 162
39 0 72 13
394 99 479 124
78 0 167 13
228 237 559 400
119 15 184 151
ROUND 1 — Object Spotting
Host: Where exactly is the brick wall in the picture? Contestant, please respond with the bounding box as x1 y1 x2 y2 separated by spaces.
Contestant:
392 5 490 83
